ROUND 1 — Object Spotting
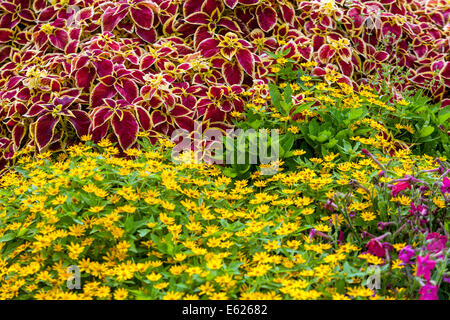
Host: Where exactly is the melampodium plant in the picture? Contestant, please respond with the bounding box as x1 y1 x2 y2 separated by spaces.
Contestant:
0 138 448 300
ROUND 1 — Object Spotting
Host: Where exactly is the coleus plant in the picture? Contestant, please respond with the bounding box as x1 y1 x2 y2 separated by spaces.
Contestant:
0 0 449 172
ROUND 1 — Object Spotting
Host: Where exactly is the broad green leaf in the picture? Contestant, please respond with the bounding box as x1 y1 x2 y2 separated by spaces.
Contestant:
418 125 435 138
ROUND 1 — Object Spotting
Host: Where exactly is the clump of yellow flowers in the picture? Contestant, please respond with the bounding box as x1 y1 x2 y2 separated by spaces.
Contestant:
0 138 446 300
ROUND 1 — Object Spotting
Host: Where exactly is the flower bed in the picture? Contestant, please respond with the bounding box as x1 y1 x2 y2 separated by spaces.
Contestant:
0 0 449 300
0 139 448 300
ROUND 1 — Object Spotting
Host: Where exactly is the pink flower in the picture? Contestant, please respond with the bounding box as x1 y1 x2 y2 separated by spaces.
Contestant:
426 233 447 255
366 238 385 258
416 254 436 281
418 284 439 300
390 180 411 197
398 245 415 264
441 177 450 194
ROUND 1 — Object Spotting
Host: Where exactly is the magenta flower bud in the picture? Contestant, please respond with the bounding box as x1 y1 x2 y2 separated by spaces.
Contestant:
366 238 385 258
426 233 447 254
419 284 439 300
309 229 316 240
443 275 450 284
390 180 411 197
398 245 415 264
441 177 450 194
416 254 436 281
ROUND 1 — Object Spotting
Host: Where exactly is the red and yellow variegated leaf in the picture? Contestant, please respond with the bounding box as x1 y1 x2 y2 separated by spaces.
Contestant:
222 60 244 86
318 44 336 64
338 59 354 77
239 0 259 5
94 59 113 77
130 3 154 30
236 49 254 76
218 17 241 32
0 28 13 43
224 0 238 9
18 9 36 21
280 4 295 24
102 6 129 32
12 124 25 149
185 12 209 25
111 111 138 150
92 106 114 128
198 38 221 58
256 6 277 32
170 104 193 117
174 116 194 131
221 47 237 61
140 55 156 71
183 0 205 17
35 113 59 150
115 78 138 103
75 66 95 89
91 83 116 108
136 26 157 43
204 105 226 123
68 110 91 137
49 29 69 50
24 104 46 118
151 110 167 127
92 122 109 142
136 106 151 131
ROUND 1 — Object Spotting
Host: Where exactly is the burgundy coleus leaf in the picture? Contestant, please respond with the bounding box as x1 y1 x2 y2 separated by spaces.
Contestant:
338 59 353 77
48 29 69 50
217 17 240 32
140 55 156 71
222 60 244 86
68 110 91 137
256 6 277 32
12 124 25 148
136 106 151 131
0 28 12 43
151 110 167 127
92 106 114 128
75 66 95 89
224 0 238 9
91 83 116 108
94 59 113 77
239 0 259 4
102 6 129 32
381 22 403 42
185 12 210 25
24 104 46 118
111 110 138 150
35 113 59 150
115 78 138 103
136 27 157 43
91 122 109 142
170 104 192 117
174 116 194 131
183 0 206 17
198 38 220 58
236 49 254 76
318 44 336 64
130 2 154 30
